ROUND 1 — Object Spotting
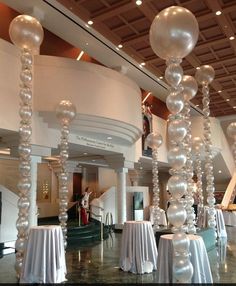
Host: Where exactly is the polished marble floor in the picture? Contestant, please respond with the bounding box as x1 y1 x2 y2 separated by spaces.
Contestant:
0 226 236 284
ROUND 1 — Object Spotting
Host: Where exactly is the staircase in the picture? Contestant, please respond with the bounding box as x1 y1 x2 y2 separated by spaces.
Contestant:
38 217 110 246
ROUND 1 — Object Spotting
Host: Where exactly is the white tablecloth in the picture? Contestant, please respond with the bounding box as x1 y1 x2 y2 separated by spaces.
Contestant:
222 211 236 226
197 206 227 238
149 206 167 226
119 221 158 274
157 234 213 283
20 225 67 283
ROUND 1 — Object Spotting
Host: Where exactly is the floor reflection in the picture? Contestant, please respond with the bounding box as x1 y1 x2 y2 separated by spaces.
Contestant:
0 226 236 283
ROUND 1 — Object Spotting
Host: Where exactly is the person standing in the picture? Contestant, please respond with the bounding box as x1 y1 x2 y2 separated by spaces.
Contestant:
80 187 92 225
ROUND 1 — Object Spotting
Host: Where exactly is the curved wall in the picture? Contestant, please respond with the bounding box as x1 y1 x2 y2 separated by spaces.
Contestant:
33 55 142 145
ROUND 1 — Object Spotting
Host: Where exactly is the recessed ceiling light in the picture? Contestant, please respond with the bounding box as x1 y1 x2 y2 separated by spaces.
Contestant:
233 106 236 109
92 159 96 162
196 104 199 107
76 50 84 61
118 44 123 48
196 67 200 70
218 170 222 173
229 36 235 40
136 0 142 5
226 98 230 102
159 76 163 79
88 20 93 25
86 43 88 46
83 152 88 155
218 90 222 93
140 62 145 66
215 11 222 16
107 136 112 140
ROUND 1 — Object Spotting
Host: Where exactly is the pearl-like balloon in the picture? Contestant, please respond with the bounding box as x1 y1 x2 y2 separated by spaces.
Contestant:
172 232 190 253
56 100 76 125
167 202 187 227
167 175 187 199
227 122 236 140
195 65 215 85
146 132 163 149
166 91 185 114
165 63 183 87
168 119 187 142
167 146 187 169
149 6 199 60
9 15 44 50
192 136 204 152
181 75 198 101
173 258 193 283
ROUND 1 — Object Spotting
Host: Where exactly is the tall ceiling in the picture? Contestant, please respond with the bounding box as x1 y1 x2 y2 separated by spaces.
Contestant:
57 0 236 118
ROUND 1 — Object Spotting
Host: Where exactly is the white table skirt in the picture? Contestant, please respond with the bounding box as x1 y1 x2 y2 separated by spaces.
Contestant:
197 206 227 238
119 221 158 274
149 206 167 226
157 234 213 283
222 211 236 226
20 225 67 283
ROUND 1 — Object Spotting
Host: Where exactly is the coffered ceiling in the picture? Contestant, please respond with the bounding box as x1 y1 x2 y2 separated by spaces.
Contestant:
57 0 236 118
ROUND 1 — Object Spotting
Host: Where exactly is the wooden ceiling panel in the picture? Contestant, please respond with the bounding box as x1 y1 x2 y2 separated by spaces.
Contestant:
80 0 106 14
103 16 124 29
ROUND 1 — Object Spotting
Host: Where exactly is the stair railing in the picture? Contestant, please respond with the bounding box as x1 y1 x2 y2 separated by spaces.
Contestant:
87 209 104 241
105 212 114 233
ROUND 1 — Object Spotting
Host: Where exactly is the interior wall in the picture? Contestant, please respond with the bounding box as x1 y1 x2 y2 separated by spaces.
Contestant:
0 158 18 194
98 167 117 195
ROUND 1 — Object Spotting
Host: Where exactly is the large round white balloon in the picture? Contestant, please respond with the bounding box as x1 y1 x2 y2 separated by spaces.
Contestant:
173 258 193 283
167 175 187 199
172 232 190 253
167 202 187 227
181 75 198 101
227 122 236 140
146 132 163 149
56 100 76 125
168 119 187 142
9 15 44 50
167 147 187 169
166 91 184 114
149 6 199 60
192 136 204 153
195 65 215 85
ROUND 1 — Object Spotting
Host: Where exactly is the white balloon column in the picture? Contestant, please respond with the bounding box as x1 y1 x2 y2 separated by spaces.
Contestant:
9 15 44 278
192 137 204 220
195 66 216 234
181 75 198 234
56 100 76 248
146 132 163 231
149 6 199 283
227 122 236 164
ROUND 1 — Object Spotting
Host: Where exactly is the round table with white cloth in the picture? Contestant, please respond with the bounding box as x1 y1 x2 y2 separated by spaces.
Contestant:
222 211 236 226
197 206 227 238
149 206 167 226
157 234 213 283
119 220 158 274
20 225 67 283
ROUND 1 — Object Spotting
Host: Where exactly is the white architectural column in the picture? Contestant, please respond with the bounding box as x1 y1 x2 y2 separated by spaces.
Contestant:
29 155 41 228
116 167 128 225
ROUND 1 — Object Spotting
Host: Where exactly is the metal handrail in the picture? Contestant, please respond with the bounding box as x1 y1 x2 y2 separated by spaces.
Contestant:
105 212 113 232
87 209 103 241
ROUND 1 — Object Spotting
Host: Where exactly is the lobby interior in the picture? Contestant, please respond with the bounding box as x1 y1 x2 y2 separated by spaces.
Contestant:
0 0 236 284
